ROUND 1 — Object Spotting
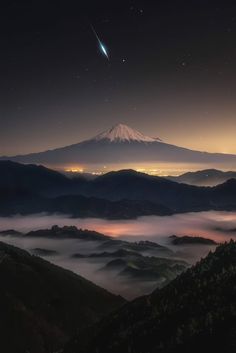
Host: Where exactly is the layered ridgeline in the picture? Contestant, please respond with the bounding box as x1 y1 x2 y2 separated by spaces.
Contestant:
0 225 189 299
1 124 236 168
65 240 236 353
1 161 236 216
168 168 236 186
0 241 124 353
0 161 171 218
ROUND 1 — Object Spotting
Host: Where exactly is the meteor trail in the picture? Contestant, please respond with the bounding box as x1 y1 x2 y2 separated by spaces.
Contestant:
91 25 109 60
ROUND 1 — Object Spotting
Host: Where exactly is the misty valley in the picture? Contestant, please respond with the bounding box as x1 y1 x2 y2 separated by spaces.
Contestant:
2 2 236 351
0 209 235 299
1 159 236 352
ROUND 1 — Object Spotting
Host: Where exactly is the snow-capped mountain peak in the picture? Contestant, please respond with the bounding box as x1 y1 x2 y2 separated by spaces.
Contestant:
90 123 162 143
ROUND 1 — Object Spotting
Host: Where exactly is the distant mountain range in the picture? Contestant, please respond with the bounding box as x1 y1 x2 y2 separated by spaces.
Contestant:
168 168 236 186
1 161 236 216
0 161 171 218
1 123 236 168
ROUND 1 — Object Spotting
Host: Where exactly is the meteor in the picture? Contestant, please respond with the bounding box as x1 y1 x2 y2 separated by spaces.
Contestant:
91 25 109 60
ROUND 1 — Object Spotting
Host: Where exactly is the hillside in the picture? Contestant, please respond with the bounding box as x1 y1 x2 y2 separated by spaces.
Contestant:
65 241 236 353
0 192 171 218
0 241 124 353
0 160 73 194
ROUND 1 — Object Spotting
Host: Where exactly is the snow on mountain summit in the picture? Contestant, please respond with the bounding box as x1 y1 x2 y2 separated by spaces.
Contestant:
90 124 162 143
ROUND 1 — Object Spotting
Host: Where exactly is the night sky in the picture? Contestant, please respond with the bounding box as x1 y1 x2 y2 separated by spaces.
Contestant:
1 1 236 155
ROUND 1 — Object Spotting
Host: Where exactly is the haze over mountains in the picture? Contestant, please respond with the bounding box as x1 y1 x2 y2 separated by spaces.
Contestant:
168 169 236 186
0 225 189 299
1 136 236 352
1 235 236 353
1 124 236 170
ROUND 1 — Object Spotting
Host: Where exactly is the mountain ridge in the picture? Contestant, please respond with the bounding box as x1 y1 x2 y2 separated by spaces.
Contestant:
168 168 236 186
65 240 236 353
2 161 236 216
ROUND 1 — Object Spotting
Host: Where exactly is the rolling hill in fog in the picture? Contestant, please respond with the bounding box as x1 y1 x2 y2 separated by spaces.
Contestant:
1 124 236 169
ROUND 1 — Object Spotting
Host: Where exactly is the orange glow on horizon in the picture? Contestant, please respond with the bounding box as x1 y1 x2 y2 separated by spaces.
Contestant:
61 162 236 177
65 168 84 173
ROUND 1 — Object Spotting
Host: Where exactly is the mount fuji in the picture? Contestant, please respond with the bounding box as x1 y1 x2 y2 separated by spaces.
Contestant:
2 123 236 169
91 123 162 143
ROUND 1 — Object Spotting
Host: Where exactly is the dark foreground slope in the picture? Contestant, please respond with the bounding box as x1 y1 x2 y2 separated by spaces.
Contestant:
66 241 236 353
0 242 124 353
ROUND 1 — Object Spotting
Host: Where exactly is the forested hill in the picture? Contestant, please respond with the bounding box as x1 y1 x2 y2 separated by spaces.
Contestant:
65 240 236 353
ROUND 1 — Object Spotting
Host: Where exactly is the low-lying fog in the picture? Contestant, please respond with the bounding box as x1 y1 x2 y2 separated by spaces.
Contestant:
0 211 236 299
1 211 236 241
